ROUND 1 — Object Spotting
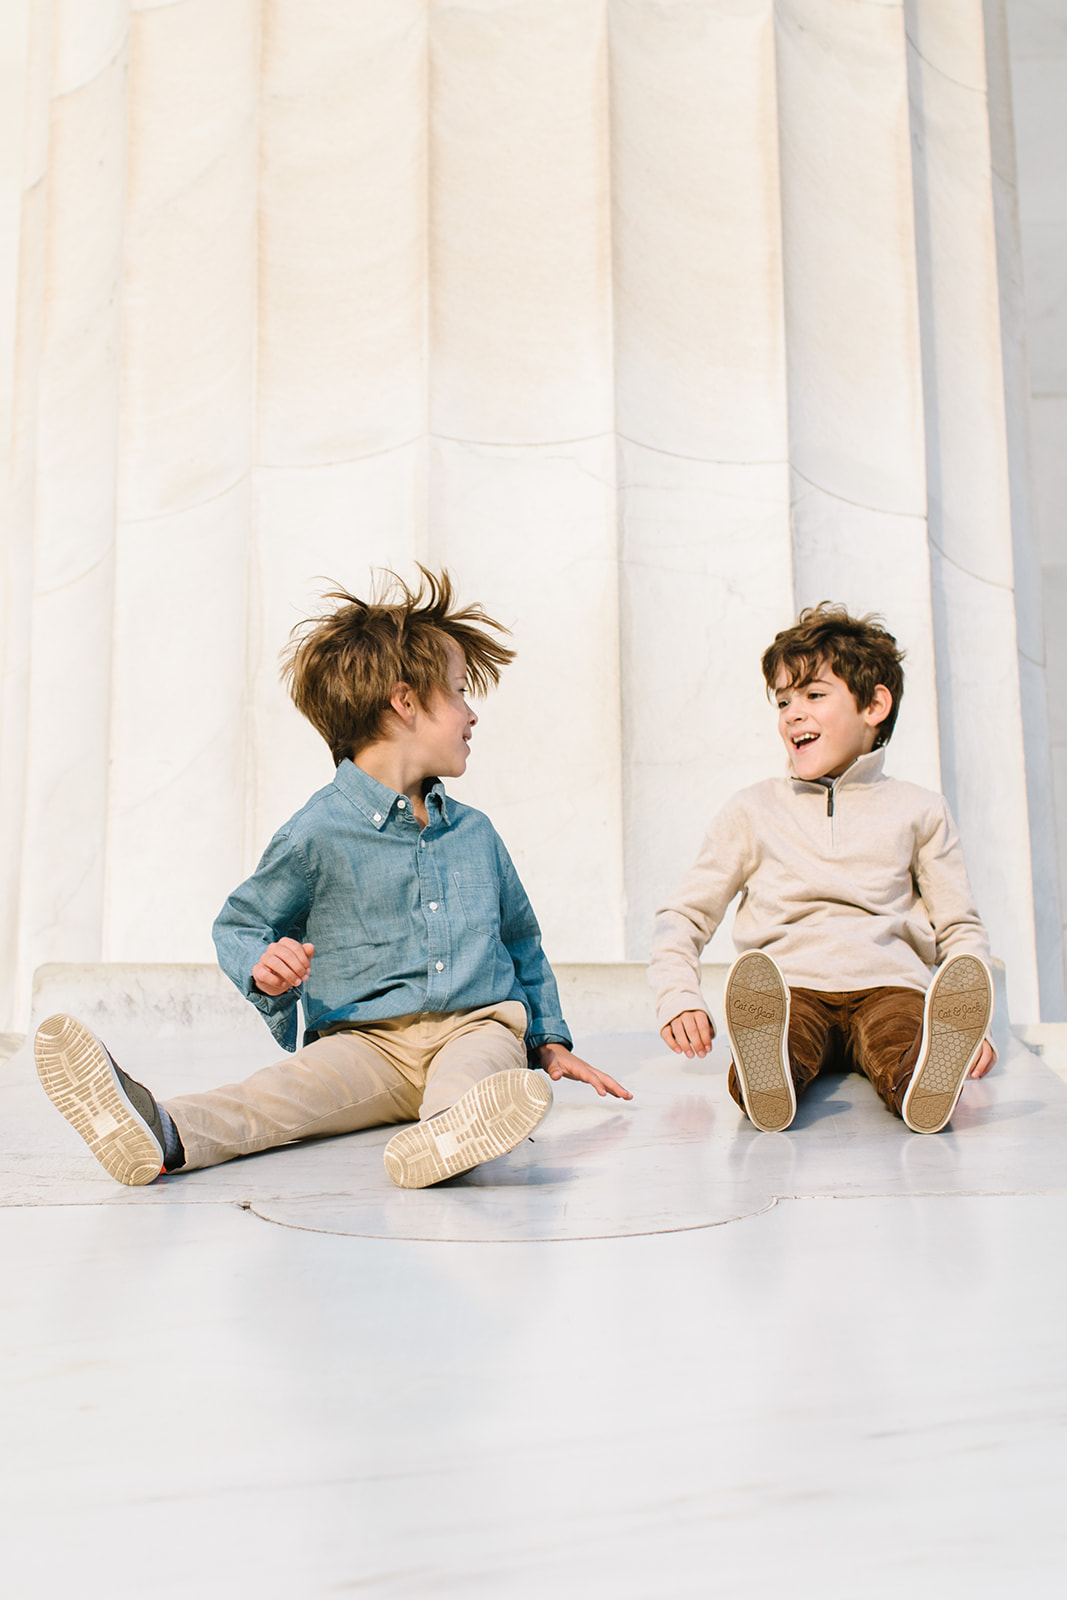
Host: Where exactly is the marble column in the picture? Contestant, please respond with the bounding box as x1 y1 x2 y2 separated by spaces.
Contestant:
0 0 46 1029
106 0 259 963
1005 0 1067 1008
251 0 427 840
427 0 623 963
10 1 129 1014
610 0 792 959
981 0 1064 1016
776 0 941 793
907 0 1043 1020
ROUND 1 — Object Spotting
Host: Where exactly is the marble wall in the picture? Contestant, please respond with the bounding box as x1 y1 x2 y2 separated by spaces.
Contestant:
0 0 1062 1030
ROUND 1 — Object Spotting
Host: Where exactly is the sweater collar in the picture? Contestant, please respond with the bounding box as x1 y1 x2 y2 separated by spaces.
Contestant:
789 747 886 796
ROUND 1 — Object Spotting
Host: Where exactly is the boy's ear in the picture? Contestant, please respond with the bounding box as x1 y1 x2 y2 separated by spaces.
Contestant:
388 681 419 726
866 684 893 728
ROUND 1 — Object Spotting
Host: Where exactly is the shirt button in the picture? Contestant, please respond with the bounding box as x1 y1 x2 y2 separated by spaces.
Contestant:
397 799 406 809
435 961 444 972
429 902 438 911
373 812 382 823
420 840 426 849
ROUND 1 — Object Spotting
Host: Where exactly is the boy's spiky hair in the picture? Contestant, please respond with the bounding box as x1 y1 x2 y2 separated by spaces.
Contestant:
282 567 515 764
761 602 906 746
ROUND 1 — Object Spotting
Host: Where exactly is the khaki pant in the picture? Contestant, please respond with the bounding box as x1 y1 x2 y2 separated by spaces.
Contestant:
166 1001 528 1172
728 986 926 1120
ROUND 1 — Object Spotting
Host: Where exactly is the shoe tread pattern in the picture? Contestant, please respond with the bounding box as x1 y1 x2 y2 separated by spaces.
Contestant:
383 1069 552 1189
34 1014 163 1186
725 953 796 1133
903 955 993 1134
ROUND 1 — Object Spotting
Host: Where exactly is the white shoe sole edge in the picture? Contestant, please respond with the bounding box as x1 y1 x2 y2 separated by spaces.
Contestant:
724 951 797 1133
383 1068 553 1189
902 955 993 1134
34 1013 163 1186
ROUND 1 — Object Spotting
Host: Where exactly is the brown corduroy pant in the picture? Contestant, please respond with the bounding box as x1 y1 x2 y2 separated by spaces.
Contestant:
727 986 927 1119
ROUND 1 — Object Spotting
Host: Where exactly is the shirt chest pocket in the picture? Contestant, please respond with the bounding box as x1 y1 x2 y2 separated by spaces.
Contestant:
452 873 501 935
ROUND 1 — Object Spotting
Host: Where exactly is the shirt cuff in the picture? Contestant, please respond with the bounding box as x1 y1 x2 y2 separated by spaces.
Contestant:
525 1030 572 1064
655 988 710 1033
246 983 300 1052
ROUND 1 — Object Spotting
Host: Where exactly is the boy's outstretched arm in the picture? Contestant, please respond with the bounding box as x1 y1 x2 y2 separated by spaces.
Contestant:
493 841 633 1100
649 800 748 1043
538 1042 633 1099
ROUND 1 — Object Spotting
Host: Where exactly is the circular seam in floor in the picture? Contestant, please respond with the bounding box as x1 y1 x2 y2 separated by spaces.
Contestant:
244 1193 781 1242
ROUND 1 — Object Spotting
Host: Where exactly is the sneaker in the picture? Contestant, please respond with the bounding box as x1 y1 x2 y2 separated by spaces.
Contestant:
34 1014 166 1185
383 1068 552 1189
902 954 993 1134
724 951 797 1133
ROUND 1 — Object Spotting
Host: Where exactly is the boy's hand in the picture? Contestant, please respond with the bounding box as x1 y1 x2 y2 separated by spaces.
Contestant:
537 1042 633 1100
661 1009 715 1059
252 939 315 996
971 1039 997 1078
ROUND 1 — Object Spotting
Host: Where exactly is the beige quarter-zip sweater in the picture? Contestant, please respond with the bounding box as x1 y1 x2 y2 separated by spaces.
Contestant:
649 749 991 1031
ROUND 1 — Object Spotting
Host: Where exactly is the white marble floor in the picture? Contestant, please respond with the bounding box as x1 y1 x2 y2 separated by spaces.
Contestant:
3 1020 1067 1597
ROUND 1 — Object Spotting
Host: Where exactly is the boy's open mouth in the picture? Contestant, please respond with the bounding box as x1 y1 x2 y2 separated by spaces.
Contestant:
793 733 819 748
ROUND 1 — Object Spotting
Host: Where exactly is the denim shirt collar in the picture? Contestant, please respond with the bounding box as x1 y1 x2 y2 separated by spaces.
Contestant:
332 758 452 829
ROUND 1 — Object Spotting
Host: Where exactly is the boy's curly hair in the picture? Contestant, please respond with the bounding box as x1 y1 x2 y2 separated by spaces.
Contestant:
761 603 906 746
282 567 515 764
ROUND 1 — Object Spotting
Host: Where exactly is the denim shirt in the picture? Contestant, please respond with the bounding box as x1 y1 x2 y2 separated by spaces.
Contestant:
212 759 572 1056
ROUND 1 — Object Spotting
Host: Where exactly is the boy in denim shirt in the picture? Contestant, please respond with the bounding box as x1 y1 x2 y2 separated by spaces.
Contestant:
36 571 631 1189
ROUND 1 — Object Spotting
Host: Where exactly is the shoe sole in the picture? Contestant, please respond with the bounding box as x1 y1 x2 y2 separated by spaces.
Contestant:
34 1014 163 1186
902 954 993 1134
724 951 797 1133
383 1068 552 1189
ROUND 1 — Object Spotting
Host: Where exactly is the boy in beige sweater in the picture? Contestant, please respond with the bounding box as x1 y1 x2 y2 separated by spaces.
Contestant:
649 604 995 1135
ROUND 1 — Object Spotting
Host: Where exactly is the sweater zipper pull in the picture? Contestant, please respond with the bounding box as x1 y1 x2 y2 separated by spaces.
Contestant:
814 776 835 817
